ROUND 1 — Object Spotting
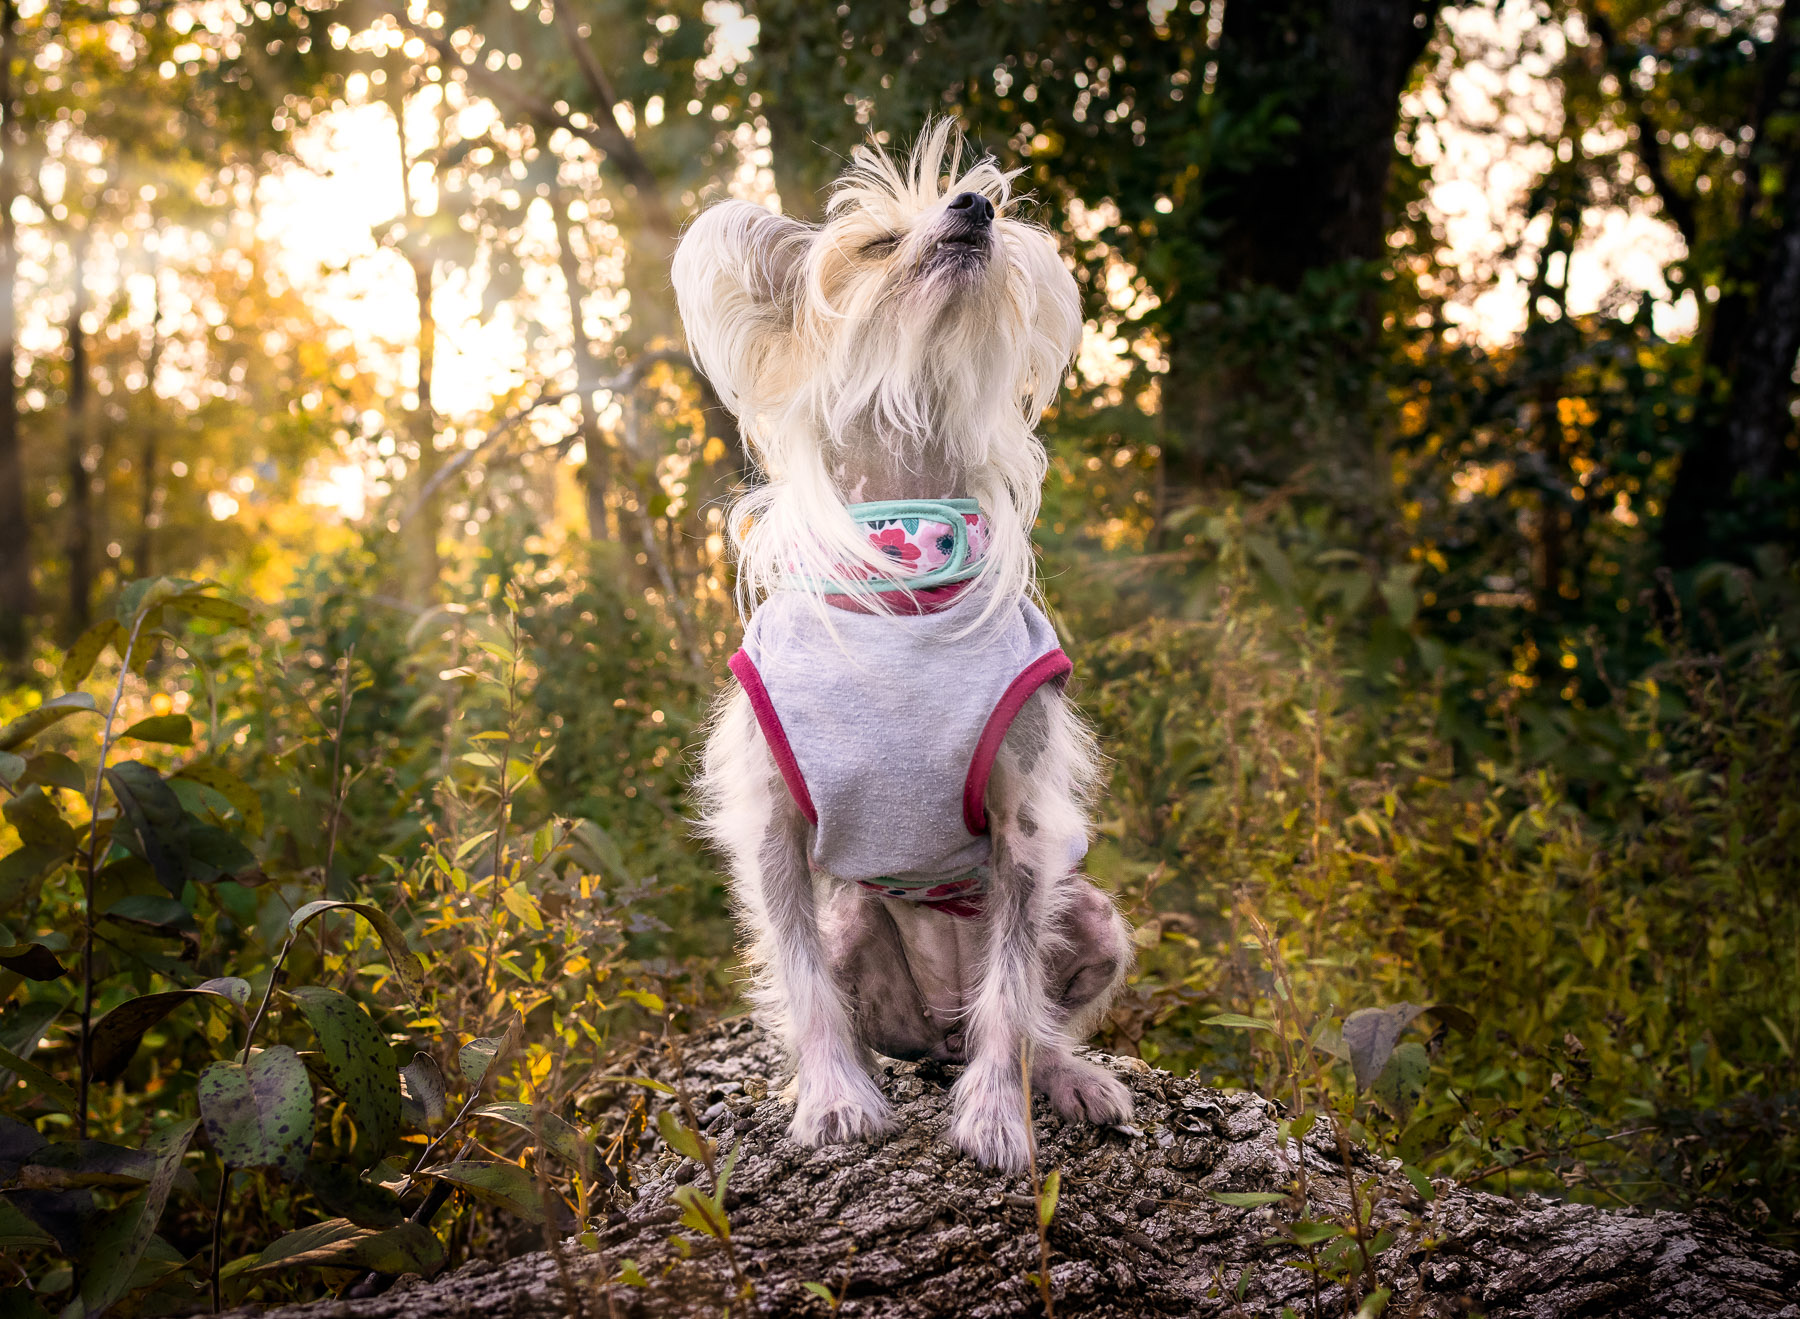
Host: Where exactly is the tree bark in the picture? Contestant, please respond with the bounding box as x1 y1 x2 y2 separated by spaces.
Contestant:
63 227 94 641
226 1022 1799 1319
0 0 27 664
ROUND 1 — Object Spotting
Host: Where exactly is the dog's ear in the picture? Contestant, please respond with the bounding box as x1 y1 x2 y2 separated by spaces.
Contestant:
673 200 810 416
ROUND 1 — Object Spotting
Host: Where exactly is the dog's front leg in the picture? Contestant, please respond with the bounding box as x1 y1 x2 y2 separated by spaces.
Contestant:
758 810 896 1145
947 691 1132 1172
701 689 893 1147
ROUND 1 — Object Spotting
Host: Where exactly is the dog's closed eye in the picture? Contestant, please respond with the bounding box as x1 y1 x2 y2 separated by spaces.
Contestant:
860 234 901 255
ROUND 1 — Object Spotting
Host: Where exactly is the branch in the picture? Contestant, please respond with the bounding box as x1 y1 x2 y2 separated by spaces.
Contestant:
1583 6 1699 253
388 4 676 257
395 349 699 525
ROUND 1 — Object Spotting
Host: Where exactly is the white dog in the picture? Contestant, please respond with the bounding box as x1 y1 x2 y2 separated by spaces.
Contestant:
675 122 1133 1172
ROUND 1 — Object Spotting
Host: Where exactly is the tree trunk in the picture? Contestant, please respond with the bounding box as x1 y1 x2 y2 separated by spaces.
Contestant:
132 276 165 582
0 0 28 664
551 188 613 543
390 87 441 603
1161 0 1443 493
1662 0 1800 567
225 1023 1799 1319
1210 0 1442 294
63 228 94 641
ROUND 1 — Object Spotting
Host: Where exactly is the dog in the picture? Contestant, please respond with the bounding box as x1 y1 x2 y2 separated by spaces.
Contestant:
674 122 1133 1172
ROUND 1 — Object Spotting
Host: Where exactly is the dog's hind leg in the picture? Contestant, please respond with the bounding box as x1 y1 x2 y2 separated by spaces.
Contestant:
697 689 893 1146
946 689 1133 1171
822 885 944 1062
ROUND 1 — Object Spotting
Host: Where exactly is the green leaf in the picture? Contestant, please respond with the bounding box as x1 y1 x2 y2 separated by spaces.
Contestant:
18 1140 200 1193
398 1052 448 1128
61 620 123 689
1037 1168 1061 1229
0 694 99 753
67 1119 196 1319
284 987 400 1166
0 846 69 909
458 1036 504 1088
0 1196 54 1249
0 945 68 982
247 1218 443 1275
415 1160 547 1223
1342 1003 1429 1093
302 1161 405 1229
616 989 665 1015
99 895 198 938
801 1281 835 1303
176 823 256 882
88 979 251 1083
19 752 86 794
172 762 263 835
1202 1013 1277 1033
588 1074 676 1096
1209 1191 1289 1208
0 1047 75 1113
1287 1218 1346 1245
117 715 192 746
197 1045 314 1175
0 1000 63 1061
1370 1041 1430 1122
1401 1163 1435 1201
3 789 76 852
287 900 425 1004
104 762 189 896
655 1110 708 1164
1355 1286 1392 1318
0 750 23 787
470 1103 594 1179
617 1258 647 1287
568 818 628 881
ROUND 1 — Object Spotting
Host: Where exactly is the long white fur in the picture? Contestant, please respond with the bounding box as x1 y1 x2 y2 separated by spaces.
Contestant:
683 123 1129 1172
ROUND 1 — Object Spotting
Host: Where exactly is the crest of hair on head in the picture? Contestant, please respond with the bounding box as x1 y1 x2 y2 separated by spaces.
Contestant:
672 119 1083 639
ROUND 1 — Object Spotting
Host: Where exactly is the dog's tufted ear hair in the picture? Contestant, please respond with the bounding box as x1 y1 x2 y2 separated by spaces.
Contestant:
672 200 811 417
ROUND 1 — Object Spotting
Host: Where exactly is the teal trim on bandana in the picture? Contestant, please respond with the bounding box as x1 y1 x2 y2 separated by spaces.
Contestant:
798 498 986 596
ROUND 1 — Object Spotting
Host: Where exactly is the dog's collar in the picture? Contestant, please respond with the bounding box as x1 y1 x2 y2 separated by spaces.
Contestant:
788 498 988 599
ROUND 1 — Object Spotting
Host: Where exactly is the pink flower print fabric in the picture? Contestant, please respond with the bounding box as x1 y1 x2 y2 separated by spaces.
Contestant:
862 510 990 573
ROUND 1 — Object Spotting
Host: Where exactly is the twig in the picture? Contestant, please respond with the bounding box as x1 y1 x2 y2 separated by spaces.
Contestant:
1020 1042 1055 1319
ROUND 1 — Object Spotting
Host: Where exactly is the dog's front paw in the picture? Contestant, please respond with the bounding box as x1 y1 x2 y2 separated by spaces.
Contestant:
790 1065 894 1146
1040 1055 1133 1126
947 1068 1033 1173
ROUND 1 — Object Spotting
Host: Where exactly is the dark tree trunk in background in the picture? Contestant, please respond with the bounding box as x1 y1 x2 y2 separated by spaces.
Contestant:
63 229 94 641
0 0 29 664
1662 0 1800 567
1163 0 1443 494
1210 0 1442 294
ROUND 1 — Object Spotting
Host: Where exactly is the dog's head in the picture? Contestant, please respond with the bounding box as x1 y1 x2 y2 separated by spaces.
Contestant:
673 122 1081 614
672 121 1080 467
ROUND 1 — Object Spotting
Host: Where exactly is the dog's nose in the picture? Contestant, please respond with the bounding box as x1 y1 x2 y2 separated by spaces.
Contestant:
947 191 994 224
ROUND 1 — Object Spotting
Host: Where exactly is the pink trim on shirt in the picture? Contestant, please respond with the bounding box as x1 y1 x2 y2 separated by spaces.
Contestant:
729 649 818 826
825 580 974 615
962 649 1073 834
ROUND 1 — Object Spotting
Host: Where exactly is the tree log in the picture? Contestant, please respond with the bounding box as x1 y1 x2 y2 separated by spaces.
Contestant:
231 1021 1799 1318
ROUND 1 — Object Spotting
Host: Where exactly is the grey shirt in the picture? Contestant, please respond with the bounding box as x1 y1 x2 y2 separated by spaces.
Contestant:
730 588 1074 894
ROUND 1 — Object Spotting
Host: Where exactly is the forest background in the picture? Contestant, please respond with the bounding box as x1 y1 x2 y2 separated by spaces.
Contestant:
1 0 1798 1314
